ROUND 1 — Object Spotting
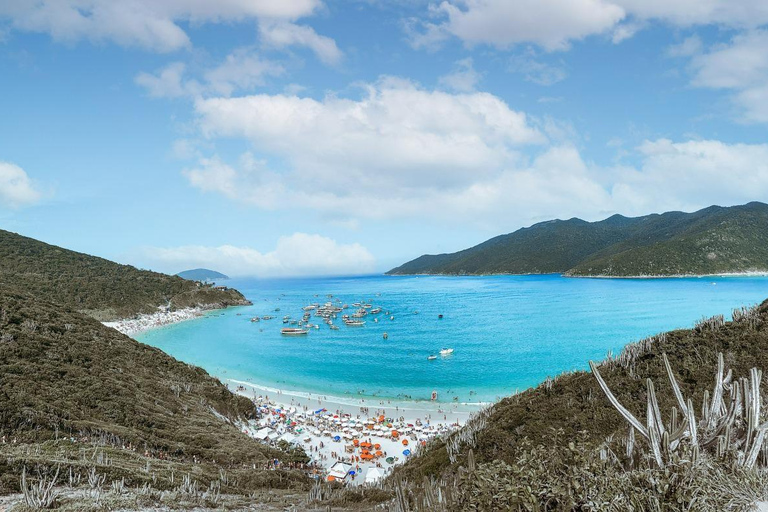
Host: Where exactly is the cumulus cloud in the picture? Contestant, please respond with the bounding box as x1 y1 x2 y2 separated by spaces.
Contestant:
410 0 768 52
688 30 768 123
0 161 42 208
611 139 768 213
0 0 322 52
142 233 376 277
259 20 343 65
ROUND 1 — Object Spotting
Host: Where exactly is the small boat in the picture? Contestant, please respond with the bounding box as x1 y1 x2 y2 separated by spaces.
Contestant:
250 317 260 322
262 316 274 320
427 355 437 360
439 348 454 356
281 328 309 336
330 325 340 330
344 320 365 327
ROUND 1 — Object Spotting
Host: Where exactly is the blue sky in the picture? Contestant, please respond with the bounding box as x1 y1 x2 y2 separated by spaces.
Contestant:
1 0 768 276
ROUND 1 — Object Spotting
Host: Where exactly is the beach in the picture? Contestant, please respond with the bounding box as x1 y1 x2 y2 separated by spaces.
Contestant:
230 379 480 484
103 307 207 336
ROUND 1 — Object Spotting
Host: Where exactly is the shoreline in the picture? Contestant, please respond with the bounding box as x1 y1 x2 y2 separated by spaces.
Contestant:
103 306 210 336
386 271 768 279
231 380 479 483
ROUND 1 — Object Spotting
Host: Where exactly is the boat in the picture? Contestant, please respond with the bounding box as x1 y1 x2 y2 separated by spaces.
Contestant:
344 320 365 327
330 325 340 330
281 328 309 336
250 317 260 322
262 316 274 320
427 355 437 360
439 348 454 356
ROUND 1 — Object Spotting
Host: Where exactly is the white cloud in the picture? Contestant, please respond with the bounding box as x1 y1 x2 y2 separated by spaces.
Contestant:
0 161 42 208
0 0 322 52
611 139 768 213
143 233 376 277
258 20 343 65
689 30 768 122
421 0 624 51
438 57 481 92
411 0 768 52
135 50 284 98
194 78 545 195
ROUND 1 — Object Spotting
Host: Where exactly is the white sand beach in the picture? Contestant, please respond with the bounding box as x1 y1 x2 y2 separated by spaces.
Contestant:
103 307 206 336
230 379 483 484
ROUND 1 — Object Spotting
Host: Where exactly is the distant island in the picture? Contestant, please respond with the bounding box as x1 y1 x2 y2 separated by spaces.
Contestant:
177 268 230 282
388 201 768 277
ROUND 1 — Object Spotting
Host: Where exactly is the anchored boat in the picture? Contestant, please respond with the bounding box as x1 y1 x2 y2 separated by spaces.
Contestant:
281 328 309 336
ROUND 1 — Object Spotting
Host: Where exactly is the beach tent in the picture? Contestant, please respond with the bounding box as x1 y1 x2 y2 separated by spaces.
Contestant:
279 433 297 444
328 462 352 481
365 467 383 484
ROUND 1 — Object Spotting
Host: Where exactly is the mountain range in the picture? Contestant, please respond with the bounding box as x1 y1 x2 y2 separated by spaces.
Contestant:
388 202 768 277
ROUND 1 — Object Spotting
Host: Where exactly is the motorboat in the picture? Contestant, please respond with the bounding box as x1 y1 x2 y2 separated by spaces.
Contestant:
427 355 437 360
344 319 365 327
281 328 309 336
439 348 454 356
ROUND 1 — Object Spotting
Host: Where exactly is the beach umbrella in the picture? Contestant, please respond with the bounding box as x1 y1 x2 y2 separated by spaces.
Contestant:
375 450 383 457
386 457 395 464
391 430 399 437
402 439 409 446
374 443 381 450
333 436 341 442
403 449 411 456
327 475 336 482
349 470 356 476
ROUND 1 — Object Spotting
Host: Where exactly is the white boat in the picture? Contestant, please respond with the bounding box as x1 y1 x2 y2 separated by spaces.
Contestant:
282 328 309 336
427 355 437 360
439 348 454 356
344 320 365 327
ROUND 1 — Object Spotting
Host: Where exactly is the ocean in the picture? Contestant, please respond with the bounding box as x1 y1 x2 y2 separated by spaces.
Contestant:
136 274 768 406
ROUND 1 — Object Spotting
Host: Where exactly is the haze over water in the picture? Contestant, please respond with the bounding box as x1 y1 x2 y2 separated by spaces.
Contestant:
137 275 768 405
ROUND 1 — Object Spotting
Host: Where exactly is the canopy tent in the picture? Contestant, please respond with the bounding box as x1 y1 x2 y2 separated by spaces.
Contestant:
365 467 383 484
328 462 352 480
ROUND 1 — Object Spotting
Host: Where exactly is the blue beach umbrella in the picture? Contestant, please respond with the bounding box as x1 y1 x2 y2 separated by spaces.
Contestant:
333 435 341 442
349 470 356 476
402 449 411 456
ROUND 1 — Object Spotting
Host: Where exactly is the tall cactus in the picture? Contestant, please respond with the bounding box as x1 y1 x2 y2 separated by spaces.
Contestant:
591 352 768 468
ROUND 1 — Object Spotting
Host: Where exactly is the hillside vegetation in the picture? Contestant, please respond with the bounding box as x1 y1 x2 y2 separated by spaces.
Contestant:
388 202 768 277
0 230 250 321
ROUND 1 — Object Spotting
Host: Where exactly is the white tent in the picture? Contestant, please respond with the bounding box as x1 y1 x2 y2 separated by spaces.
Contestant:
279 432 297 444
328 462 352 480
365 467 383 484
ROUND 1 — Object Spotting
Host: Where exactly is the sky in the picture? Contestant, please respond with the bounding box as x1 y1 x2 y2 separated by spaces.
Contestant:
1 0 768 277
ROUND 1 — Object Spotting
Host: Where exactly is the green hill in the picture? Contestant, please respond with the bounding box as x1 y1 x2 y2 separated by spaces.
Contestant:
177 268 230 281
0 231 312 508
387 202 768 277
0 229 250 321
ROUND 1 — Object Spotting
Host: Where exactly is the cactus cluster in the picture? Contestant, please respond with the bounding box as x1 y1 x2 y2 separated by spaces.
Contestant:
591 352 768 469
446 407 491 463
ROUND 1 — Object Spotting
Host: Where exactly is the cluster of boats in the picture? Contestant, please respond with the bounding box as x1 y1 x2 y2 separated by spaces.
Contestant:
275 299 393 336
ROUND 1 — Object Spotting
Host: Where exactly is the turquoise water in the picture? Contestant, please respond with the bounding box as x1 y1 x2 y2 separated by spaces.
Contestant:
137 274 768 404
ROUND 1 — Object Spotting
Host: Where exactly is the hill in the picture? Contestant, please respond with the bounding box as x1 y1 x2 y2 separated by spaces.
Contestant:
177 268 229 281
0 229 250 321
0 286 311 505
387 202 768 277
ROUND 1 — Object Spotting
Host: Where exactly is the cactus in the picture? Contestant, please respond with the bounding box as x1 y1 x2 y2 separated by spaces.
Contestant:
591 351 768 469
